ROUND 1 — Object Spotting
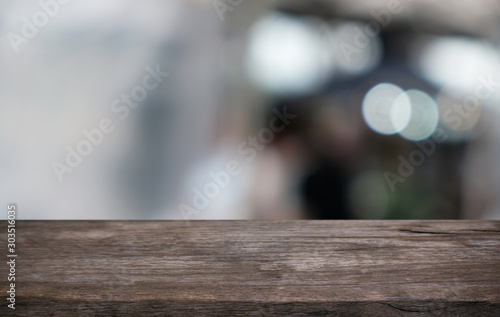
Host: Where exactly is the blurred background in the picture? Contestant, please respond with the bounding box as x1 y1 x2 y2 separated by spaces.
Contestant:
1 0 500 219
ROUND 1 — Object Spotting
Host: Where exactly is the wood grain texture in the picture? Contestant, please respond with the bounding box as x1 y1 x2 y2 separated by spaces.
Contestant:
1 220 499 316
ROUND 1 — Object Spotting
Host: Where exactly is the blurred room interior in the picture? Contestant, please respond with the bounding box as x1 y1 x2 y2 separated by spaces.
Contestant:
1 0 500 220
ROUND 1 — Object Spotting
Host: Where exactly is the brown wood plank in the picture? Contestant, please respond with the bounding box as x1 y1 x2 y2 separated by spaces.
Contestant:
1 220 499 316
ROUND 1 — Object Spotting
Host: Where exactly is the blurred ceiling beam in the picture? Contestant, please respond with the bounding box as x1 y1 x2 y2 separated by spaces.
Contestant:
278 0 500 38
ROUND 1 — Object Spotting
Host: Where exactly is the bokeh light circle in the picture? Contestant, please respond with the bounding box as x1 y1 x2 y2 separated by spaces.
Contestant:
399 90 439 141
362 83 411 135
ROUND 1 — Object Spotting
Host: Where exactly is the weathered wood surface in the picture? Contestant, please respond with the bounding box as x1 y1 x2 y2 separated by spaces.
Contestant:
2 220 500 316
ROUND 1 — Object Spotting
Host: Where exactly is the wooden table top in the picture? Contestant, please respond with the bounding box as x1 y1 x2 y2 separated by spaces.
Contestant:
3 220 500 316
